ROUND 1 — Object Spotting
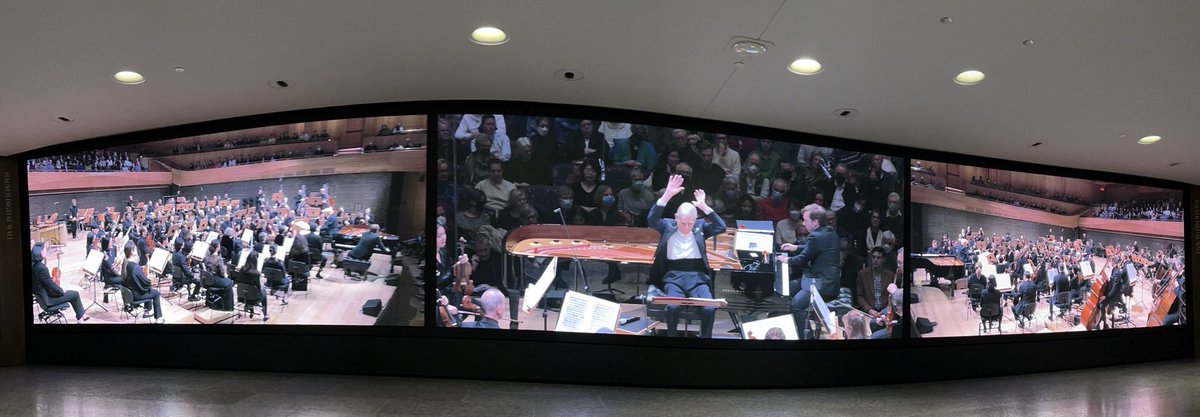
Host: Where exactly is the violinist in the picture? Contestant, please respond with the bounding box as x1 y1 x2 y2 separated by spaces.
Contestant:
32 242 89 323
434 225 469 305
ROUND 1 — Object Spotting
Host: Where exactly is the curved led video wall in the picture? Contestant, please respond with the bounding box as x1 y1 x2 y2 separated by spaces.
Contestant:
15 102 1192 387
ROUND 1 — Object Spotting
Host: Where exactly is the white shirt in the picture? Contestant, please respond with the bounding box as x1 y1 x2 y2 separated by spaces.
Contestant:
454 114 508 141
667 229 702 260
831 185 846 212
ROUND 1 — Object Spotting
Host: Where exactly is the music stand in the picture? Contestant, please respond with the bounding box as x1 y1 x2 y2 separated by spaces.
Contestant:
522 257 560 331
80 250 108 313
808 283 834 340
650 296 728 337
147 248 173 305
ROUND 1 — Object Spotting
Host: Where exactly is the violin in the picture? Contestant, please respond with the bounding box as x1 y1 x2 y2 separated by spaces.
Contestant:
452 238 479 315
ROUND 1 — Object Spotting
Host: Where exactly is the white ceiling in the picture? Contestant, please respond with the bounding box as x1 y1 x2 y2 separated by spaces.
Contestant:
2 1 1198 184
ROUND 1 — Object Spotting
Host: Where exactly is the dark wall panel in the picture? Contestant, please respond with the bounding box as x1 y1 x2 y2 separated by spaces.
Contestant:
915 204 1073 248
28 187 170 224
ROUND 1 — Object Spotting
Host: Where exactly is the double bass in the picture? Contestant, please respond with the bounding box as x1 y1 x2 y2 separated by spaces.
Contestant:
1080 259 1110 331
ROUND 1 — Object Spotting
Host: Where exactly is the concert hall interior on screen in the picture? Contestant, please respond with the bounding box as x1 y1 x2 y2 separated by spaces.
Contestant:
910 160 1186 337
26 115 426 326
436 114 906 340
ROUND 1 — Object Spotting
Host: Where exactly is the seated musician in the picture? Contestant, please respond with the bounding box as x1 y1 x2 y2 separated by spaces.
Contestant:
1010 272 1037 323
647 174 725 338
319 207 338 237
235 251 271 321
99 237 124 289
979 276 1003 330
346 223 387 263
1051 263 1071 302
966 264 984 300
460 287 505 329
263 244 290 304
856 247 895 322
201 243 235 310
303 222 326 279
434 225 470 301
171 242 201 301
31 243 89 323
775 203 839 340
122 242 163 323
1160 270 1185 326
289 223 310 264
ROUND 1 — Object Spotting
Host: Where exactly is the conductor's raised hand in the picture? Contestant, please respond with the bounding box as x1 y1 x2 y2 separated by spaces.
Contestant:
664 174 685 198
692 189 709 212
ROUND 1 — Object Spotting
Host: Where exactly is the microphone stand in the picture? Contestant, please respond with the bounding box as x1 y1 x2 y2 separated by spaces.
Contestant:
556 209 588 292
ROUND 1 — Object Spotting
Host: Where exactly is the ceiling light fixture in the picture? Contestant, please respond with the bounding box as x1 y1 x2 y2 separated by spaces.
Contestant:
174 67 187 72
56 116 72 122
1030 141 1043 147
788 58 823 75
731 38 771 55
1022 39 1034 46
940 17 953 24
113 70 145 85
1137 135 1162 145
954 70 985 85
470 26 509 45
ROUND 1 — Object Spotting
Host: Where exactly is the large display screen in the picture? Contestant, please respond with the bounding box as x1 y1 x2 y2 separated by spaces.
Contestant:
910 160 1186 337
435 114 907 340
26 115 426 326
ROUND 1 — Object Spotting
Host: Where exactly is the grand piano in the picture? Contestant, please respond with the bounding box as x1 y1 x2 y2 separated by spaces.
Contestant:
332 225 401 255
911 253 966 284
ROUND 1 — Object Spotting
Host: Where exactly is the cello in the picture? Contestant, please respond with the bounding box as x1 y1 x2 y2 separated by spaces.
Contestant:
1147 267 1182 327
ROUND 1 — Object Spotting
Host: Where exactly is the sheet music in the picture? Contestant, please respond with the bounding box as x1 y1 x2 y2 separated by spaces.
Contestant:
279 237 295 260
994 273 1013 291
775 256 791 296
189 241 210 261
148 248 170 275
741 314 799 340
257 246 268 271
1022 263 1034 277
555 291 620 334
240 229 253 243
236 249 251 269
1125 263 1139 284
205 231 219 243
1079 261 1094 277
981 263 998 278
811 283 833 333
522 257 559 313
81 250 104 276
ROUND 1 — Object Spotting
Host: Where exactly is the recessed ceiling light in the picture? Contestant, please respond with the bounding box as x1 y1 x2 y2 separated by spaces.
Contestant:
1022 39 1034 46
113 70 145 85
1168 162 1183 167
1137 135 1162 145
470 27 508 45
732 39 770 55
834 108 858 118
940 17 953 24
174 67 187 72
788 58 823 75
554 69 583 81
56 116 72 123
954 70 985 85
1030 141 1043 147
269 80 291 89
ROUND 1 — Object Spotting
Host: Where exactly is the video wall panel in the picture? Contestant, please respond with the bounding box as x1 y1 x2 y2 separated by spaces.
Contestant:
910 160 1186 337
435 113 908 340
26 115 427 326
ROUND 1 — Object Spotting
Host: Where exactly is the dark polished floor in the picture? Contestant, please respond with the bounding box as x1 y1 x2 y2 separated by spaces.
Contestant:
2 360 1198 417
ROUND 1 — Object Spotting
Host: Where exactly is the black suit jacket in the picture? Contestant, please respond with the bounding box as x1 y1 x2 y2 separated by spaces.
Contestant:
348 232 386 260
32 261 64 298
172 251 193 281
786 226 840 299
646 200 726 289
563 132 608 162
124 262 153 297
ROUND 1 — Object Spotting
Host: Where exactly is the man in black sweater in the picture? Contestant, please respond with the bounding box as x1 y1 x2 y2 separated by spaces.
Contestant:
31 243 88 323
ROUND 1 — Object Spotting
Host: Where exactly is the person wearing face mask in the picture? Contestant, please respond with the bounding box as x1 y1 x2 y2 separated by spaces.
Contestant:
776 209 803 246
827 163 851 212
647 174 726 338
776 204 840 340
617 167 656 226
836 188 868 239
714 176 741 224
526 117 560 164
740 151 771 199
611 124 657 171
587 185 620 226
756 139 781 179
755 178 792 223
542 186 578 225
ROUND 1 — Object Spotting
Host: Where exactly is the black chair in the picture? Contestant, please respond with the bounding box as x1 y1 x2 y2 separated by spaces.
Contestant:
200 271 232 312
978 301 1002 334
119 286 143 323
235 282 265 322
34 292 68 324
286 260 310 296
342 258 371 281
262 267 290 306
1052 291 1073 324
1015 302 1037 330
967 284 983 311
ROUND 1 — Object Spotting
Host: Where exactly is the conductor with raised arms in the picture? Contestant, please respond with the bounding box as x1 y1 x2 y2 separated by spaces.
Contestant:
647 174 726 338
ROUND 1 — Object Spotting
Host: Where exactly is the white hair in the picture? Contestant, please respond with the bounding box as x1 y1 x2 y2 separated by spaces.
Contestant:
676 202 697 219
